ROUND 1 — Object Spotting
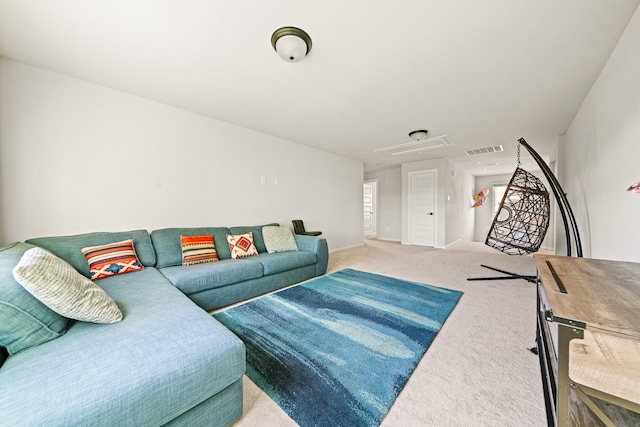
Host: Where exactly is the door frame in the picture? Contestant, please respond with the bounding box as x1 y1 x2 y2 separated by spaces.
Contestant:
407 169 437 246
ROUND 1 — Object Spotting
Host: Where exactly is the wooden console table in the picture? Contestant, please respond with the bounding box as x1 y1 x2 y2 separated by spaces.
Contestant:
534 255 640 426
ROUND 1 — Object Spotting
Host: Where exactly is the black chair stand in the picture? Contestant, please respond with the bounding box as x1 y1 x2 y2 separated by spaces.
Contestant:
467 264 537 283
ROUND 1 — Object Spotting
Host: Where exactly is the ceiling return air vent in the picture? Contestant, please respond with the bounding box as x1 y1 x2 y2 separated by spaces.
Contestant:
465 145 504 156
375 135 455 156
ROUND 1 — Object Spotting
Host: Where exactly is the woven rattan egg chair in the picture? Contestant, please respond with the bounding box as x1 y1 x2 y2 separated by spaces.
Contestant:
468 138 582 283
486 166 550 256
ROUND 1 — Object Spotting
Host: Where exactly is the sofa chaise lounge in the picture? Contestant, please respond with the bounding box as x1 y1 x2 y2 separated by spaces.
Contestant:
0 224 328 426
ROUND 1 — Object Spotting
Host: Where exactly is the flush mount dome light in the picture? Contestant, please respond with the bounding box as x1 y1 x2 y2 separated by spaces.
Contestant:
271 26 312 62
408 130 429 141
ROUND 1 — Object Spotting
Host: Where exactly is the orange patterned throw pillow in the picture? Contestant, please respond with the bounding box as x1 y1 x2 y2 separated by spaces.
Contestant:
226 232 259 259
81 239 144 280
181 235 218 266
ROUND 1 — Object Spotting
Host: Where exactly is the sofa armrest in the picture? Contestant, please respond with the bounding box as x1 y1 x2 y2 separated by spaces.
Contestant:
294 235 328 276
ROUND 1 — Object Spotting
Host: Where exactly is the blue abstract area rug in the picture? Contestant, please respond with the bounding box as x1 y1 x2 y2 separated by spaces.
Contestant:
213 268 463 427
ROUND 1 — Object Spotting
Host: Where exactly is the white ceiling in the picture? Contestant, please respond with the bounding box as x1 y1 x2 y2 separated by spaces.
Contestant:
1 1 638 175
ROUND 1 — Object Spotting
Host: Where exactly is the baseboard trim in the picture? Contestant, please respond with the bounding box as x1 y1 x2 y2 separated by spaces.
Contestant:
445 239 462 248
329 243 365 253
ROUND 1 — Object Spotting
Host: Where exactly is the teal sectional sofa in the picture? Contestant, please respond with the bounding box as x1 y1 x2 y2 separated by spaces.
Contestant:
150 225 328 311
0 224 328 426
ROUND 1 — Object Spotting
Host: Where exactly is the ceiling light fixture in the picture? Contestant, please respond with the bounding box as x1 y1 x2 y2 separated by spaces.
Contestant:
271 27 312 63
408 130 429 141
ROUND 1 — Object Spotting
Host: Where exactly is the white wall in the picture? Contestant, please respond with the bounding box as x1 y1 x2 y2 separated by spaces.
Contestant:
444 162 475 246
399 158 475 249
364 168 402 241
0 59 363 250
473 173 512 243
562 6 640 262
367 163 474 247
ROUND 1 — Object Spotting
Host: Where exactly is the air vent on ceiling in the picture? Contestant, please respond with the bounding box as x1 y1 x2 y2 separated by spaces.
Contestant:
375 135 455 156
465 145 504 156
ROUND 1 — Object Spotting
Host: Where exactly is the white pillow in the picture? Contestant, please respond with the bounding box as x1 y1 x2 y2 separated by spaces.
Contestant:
13 247 123 324
263 226 299 253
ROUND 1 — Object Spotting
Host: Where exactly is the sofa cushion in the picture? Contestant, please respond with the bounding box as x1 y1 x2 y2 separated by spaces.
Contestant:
159 259 263 295
246 251 317 276
81 239 145 280
229 223 278 253
151 227 232 267
226 232 259 259
13 247 123 324
0 267 246 426
181 235 218 266
263 225 298 253
26 230 156 277
0 242 69 355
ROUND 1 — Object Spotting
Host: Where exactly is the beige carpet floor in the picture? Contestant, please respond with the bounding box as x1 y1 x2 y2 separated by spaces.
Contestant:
231 239 548 426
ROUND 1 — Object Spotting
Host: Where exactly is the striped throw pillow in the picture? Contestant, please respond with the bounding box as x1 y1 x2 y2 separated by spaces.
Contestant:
181 235 218 266
81 239 144 280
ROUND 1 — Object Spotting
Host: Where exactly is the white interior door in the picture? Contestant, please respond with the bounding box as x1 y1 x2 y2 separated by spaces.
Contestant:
363 183 374 236
409 170 436 246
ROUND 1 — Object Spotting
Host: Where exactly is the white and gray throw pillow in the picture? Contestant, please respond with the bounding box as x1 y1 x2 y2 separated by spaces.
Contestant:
13 247 123 323
263 226 299 253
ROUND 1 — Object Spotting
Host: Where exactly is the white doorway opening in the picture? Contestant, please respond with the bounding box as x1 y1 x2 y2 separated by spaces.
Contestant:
363 180 378 237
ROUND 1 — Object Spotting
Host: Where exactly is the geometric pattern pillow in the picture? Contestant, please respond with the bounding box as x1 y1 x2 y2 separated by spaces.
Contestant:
226 232 259 259
12 247 123 324
263 226 299 253
81 239 144 280
180 235 218 266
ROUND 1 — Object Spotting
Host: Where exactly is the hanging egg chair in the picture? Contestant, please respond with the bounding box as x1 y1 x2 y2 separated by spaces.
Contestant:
485 166 550 255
